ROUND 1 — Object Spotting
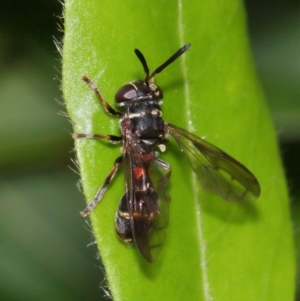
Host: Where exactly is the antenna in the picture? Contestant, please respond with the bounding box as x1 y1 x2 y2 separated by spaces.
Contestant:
134 44 191 82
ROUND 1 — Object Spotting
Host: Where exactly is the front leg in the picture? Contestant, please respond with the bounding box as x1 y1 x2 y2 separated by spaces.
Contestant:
82 75 123 116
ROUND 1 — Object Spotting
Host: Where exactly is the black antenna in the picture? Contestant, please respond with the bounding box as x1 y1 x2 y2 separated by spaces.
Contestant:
149 44 191 79
134 44 191 83
134 49 150 81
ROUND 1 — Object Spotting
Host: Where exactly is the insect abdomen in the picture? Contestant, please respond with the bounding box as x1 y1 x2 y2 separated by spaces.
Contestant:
115 191 160 243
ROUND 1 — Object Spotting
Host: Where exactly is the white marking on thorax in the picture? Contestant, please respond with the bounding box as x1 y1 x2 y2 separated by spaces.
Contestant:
128 112 145 118
151 109 162 116
127 109 162 119
158 144 166 152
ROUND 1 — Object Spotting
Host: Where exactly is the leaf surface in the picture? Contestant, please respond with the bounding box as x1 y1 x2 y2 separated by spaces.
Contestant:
63 1 295 300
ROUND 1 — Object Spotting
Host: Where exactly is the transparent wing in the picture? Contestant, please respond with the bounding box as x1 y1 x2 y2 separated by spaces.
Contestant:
167 123 260 202
124 142 170 262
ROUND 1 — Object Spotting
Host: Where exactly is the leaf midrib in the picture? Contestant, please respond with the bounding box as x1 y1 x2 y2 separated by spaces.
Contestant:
177 1 212 300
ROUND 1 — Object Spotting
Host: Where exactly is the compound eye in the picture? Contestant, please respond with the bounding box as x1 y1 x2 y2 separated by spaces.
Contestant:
115 84 137 104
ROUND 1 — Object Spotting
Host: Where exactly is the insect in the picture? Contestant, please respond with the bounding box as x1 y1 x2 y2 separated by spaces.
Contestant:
72 44 260 262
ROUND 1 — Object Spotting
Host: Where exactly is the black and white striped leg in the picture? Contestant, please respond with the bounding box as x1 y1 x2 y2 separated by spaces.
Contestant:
72 133 122 143
82 75 122 116
80 156 123 217
152 158 171 187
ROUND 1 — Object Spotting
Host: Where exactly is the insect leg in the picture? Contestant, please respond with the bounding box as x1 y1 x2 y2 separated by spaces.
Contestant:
80 156 123 217
151 158 171 187
82 75 122 116
72 133 122 143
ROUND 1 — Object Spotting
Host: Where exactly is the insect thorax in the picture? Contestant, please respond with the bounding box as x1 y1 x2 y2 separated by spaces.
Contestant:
123 101 165 146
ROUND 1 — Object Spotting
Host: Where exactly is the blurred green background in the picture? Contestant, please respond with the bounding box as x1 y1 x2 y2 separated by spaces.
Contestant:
0 0 299 300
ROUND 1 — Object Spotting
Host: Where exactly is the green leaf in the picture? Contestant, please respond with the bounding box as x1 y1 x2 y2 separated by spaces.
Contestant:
62 1 295 300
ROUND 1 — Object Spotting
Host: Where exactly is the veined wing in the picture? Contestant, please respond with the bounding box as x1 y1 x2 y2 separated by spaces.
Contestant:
167 123 260 202
123 141 170 262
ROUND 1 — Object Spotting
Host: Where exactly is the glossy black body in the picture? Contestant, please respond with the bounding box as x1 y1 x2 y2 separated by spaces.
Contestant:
115 95 166 248
73 44 260 262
